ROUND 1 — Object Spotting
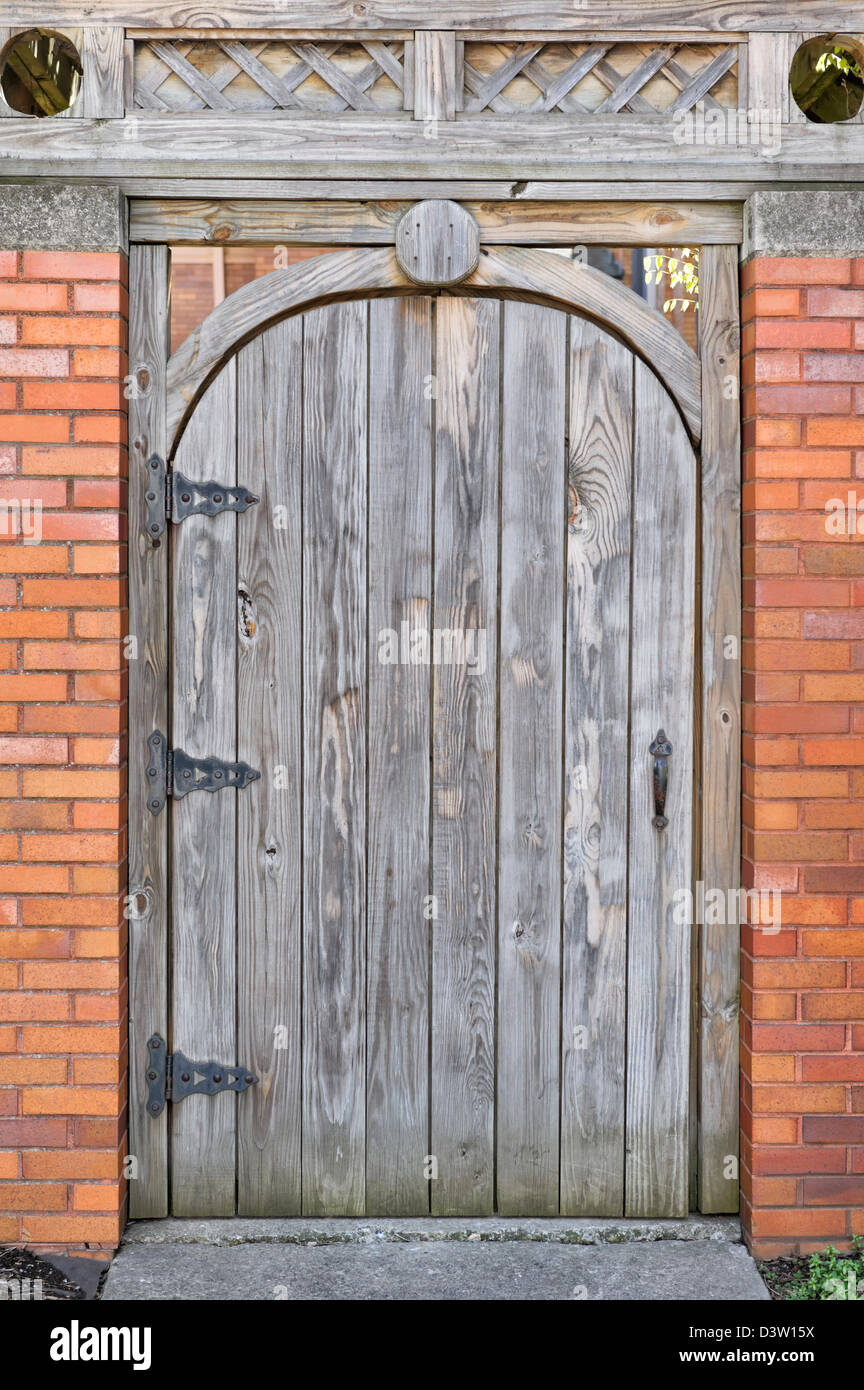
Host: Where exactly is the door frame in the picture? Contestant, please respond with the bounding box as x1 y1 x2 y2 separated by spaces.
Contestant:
126 214 740 1220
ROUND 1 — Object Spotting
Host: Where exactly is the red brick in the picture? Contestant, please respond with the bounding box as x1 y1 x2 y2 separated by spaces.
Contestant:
21 317 122 347
802 987 864 1020
0 284 67 312
21 252 125 282
22 381 123 411
804 1176 864 1203
22 445 121 477
0 348 68 377
0 1117 67 1146
72 283 127 314
808 287 864 316
0 415 69 443
755 319 852 349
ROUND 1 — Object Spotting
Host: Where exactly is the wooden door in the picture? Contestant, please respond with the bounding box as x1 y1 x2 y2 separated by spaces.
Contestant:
135 281 697 1219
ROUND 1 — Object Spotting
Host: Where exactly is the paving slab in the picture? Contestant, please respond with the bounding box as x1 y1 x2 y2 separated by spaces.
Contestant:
103 1231 769 1301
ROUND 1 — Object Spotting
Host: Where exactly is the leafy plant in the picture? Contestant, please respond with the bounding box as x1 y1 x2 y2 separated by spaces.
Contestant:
781 1237 864 1301
642 247 700 314
816 47 863 79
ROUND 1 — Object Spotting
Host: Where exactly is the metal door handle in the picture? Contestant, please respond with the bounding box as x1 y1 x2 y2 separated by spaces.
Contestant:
649 728 672 830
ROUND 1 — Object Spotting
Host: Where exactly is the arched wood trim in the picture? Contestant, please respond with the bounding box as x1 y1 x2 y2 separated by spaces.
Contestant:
166 245 701 451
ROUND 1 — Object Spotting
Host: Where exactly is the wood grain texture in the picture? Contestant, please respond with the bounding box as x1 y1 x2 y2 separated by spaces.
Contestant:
0 112 858 183
430 296 499 1216
625 360 695 1220
130 196 744 246
127 244 170 1219
301 301 367 1215
560 318 633 1217
236 319 303 1214
698 245 741 1214
122 178 760 202
413 31 458 122
3 4 860 32
166 247 701 453
170 359 238 1216
469 248 700 441
395 199 480 286
496 300 564 1216
166 248 407 449
366 296 433 1214
78 26 126 117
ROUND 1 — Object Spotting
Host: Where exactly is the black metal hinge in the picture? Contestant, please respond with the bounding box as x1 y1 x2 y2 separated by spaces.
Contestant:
146 1034 258 1116
146 730 260 815
145 453 259 541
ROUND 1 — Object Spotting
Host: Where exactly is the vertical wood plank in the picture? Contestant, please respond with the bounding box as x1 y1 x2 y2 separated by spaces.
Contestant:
413 31 458 122
431 296 499 1216
302 301 367 1216
746 31 801 122
496 301 565 1216
236 321 303 1215
128 244 170 1218
625 362 696 1219
560 319 633 1216
699 246 741 1213
366 297 434 1214
170 361 238 1216
78 26 126 118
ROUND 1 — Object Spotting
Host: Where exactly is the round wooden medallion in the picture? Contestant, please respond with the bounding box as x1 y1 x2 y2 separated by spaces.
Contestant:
395 199 480 287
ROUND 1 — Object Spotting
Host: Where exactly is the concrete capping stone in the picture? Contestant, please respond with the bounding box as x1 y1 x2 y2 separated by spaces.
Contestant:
744 189 864 260
0 183 127 252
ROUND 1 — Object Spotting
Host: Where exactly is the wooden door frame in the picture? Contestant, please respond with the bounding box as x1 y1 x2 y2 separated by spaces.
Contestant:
127 214 740 1219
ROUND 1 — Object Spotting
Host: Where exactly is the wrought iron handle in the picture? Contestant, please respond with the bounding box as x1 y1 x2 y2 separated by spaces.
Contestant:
649 728 672 830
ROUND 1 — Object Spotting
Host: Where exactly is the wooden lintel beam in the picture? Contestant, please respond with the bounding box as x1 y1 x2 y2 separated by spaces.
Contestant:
1 4 864 32
130 196 744 245
0 114 861 182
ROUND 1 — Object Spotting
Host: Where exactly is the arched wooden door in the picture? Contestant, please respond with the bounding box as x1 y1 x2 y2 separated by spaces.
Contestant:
130 249 699 1220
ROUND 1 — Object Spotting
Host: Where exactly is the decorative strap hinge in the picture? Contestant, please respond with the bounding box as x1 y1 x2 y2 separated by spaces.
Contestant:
145 453 259 540
146 1034 258 1116
146 730 260 815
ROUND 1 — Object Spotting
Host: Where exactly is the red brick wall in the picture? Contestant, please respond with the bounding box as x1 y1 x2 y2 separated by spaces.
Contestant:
0 249 127 1253
742 254 864 1258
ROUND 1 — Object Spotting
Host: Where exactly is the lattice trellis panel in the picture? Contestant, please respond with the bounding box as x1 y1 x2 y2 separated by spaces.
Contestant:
133 39 413 112
461 41 738 114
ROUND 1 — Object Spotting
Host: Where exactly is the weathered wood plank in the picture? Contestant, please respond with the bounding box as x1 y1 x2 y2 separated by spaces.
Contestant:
0 112 860 182
301 301 367 1216
3 4 861 32
625 360 695 1220
236 320 303 1215
130 196 744 246
560 319 633 1217
698 244 741 1215
469 247 700 442
121 177 761 202
431 295 499 1216
170 359 238 1217
127 245 170 1219
166 247 700 453
496 300 564 1216
366 296 433 1214
75 26 126 117
413 31 458 121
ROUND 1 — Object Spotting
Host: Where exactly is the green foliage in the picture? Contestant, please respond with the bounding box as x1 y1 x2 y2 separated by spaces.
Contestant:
642 247 700 314
816 47 863 79
783 1237 864 1301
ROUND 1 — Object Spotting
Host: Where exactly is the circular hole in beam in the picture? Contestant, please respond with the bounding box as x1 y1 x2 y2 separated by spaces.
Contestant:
0 28 82 117
790 33 864 123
